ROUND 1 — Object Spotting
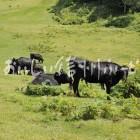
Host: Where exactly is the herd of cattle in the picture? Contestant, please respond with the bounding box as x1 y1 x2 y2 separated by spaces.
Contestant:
6 53 135 97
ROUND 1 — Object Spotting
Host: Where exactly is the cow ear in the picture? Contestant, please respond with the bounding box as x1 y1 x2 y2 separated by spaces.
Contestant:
12 58 15 61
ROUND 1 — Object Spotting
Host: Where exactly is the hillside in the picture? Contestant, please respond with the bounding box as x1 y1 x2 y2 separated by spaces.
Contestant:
0 0 140 140
51 0 140 31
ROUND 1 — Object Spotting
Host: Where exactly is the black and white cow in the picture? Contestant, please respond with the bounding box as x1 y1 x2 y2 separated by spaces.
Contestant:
30 53 44 63
69 57 130 97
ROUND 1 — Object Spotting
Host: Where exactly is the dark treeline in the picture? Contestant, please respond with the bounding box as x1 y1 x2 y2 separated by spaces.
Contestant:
57 0 140 14
51 0 140 25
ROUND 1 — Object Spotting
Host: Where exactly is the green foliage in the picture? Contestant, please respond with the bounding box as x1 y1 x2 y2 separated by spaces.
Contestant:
113 70 140 98
79 81 107 99
51 0 140 26
106 15 134 28
122 97 140 119
122 0 140 12
101 103 122 120
69 105 99 121
25 84 65 96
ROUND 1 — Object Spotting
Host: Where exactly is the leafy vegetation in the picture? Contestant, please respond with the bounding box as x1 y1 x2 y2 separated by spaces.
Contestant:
25 84 65 96
51 0 140 28
106 15 134 28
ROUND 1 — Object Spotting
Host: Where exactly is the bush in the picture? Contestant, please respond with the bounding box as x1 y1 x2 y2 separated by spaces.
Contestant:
101 103 121 119
123 81 140 98
106 15 134 28
79 81 107 99
113 70 140 98
67 104 100 121
25 84 65 96
121 97 140 119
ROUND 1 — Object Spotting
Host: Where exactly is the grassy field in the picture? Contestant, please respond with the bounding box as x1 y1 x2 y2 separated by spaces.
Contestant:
0 0 140 140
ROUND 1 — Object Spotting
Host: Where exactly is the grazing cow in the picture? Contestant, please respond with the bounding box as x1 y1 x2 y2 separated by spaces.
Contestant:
30 53 44 63
54 69 72 85
11 57 44 75
32 69 72 86
69 57 130 97
11 57 32 74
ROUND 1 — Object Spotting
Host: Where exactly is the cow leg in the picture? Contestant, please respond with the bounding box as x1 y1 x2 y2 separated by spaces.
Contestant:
105 83 111 94
73 78 80 97
69 77 73 90
101 83 105 90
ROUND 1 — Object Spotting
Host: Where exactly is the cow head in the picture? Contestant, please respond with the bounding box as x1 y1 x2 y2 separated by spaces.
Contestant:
54 69 72 85
10 58 18 74
119 66 129 81
11 58 18 66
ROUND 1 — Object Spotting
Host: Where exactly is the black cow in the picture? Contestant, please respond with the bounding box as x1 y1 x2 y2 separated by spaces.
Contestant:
11 57 44 75
32 70 72 86
69 57 129 97
54 69 72 85
33 64 44 74
11 57 32 74
30 53 44 63
32 73 59 85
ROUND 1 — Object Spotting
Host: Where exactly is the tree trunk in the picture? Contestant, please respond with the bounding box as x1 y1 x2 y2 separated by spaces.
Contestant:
124 4 126 14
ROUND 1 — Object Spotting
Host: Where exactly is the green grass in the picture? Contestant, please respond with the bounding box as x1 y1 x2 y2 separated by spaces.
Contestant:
0 0 140 139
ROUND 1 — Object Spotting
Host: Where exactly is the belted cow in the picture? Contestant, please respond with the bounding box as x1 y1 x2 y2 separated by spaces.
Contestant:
69 57 131 97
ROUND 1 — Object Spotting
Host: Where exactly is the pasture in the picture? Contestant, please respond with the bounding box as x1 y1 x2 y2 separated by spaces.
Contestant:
0 0 140 140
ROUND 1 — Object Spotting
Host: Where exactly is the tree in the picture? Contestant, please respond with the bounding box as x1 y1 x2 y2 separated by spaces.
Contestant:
122 0 140 13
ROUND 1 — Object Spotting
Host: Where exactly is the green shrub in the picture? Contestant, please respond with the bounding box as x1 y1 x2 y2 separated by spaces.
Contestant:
25 84 65 96
81 105 99 120
101 103 121 119
67 104 100 121
106 15 134 28
79 81 107 99
121 97 140 119
113 69 140 98
123 81 140 98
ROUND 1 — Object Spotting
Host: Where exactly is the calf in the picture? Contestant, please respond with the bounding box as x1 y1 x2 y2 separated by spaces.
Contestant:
30 53 44 63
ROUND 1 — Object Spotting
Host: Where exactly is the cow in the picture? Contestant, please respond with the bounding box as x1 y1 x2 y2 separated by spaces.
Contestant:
11 57 44 75
68 57 130 97
32 73 59 85
32 69 72 86
30 53 44 63
33 64 44 74
11 57 32 74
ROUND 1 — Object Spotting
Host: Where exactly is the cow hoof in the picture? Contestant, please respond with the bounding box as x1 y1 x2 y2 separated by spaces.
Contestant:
77 95 80 97
74 94 80 97
107 96 111 100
